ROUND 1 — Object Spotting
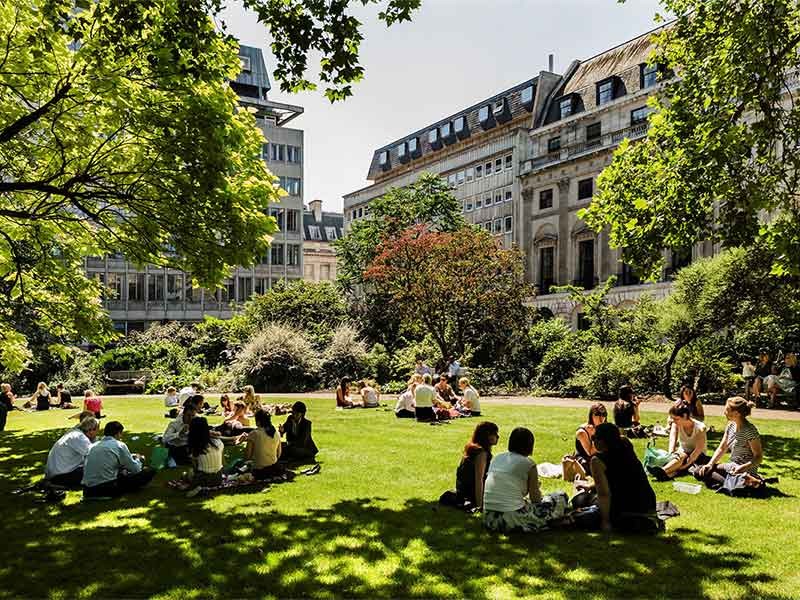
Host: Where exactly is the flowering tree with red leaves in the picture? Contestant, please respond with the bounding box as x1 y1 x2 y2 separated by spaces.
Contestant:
363 224 533 363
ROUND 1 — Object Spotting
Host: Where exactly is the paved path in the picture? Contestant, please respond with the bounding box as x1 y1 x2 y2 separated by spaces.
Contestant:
120 392 800 421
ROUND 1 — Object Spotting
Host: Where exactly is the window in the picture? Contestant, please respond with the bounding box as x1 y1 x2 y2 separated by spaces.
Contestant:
495 157 503 172
128 273 144 301
597 79 614 105
255 278 269 295
270 144 285 161
325 226 337 240
621 263 640 286
466 199 474 212
396 142 407 160
147 273 164 302
494 192 502 205
321 264 331 280
493 218 502 234
271 243 284 265
476 198 482 209
447 173 457 188
456 170 465 185
484 221 492 232
351 210 356 220
478 105 492 126
586 122 601 146
428 128 440 146
504 215 512 233
285 178 301 196
493 99 507 117
476 165 483 179
539 247 555 293
466 167 474 182
237 276 252 302
505 154 513 170
287 146 301 163
485 196 492 207
454 115 468 137
539 189 553 210
520 85 534 108
286 210 299 232
547 137 561 153
578 178 594 200
261 143 270 160
270 208 284 230
167 274 183 302
578 239 595 288
440 121 453 142
287 244 300 266
308 225 321 240
485 161 492 176
559 97 573 119
630 106 649 126
379 150 389 167
504 189 512 202
641 63 658 88
358 207 363 217
239 55 251 72
408 137 419 156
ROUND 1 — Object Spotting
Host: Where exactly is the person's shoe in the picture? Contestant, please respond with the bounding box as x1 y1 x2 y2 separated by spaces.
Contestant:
186 486 203 498
647 466 671 482
302 464 321 476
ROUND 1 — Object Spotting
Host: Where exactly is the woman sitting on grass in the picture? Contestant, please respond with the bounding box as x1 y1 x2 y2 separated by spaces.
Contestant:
456 378 481 416
358 380 380 408
246 409 286 480
483 427 570 533
83 390 103 418
336 378 362 409
679 385 705 421
216 401 251 437
441 421 499 511
395 379 416 418
186 417 224 495
648 401 708 481
587 423 657 532
219 394 233 418
694 396 762 486
241 385 261 412
31 382 51 412
575 402 607 474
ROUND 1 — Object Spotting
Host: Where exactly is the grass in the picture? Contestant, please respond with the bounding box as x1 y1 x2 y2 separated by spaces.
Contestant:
1 397 799 599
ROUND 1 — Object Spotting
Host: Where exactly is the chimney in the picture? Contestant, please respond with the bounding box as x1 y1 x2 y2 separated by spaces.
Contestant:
548 54 554 72
309 199 323 222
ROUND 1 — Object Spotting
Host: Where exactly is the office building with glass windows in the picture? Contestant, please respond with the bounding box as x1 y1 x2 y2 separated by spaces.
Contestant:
86 45 305 334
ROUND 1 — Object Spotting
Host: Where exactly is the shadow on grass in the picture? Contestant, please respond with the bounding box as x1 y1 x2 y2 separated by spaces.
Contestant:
704 430 800 479
0 427 784 599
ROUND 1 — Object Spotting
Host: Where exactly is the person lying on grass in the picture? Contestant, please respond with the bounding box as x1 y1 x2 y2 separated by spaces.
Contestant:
440 421 499 511
648 401 708 481
215 401 252 437
45 416 100 489
694 396 762 486
483 427 570 533
279 401 318 462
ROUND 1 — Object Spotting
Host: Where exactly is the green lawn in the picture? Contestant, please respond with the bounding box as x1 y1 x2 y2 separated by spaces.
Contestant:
1 398 799 599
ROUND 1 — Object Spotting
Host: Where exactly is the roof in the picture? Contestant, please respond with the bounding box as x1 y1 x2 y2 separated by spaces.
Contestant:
303 210 344 243
234 45 271 98
364 77 540 181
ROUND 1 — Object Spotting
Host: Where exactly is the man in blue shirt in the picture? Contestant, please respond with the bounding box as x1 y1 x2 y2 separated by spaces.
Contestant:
82 421 155 498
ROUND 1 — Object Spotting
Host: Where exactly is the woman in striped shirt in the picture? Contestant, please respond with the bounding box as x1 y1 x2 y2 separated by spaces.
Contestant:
695 396 762 486
187 417 224 494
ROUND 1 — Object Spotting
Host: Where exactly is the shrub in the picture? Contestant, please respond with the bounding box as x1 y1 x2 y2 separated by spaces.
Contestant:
672 338 738 394
231 323 319 392
366 343 392 384
189 317 244 368
568 345 643 399
389 336 441 381
53 350 105 395
534 331 587 392
123 321 197 349
320 324 370 387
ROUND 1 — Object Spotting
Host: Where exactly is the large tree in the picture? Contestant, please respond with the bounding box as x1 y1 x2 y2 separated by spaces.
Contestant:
363 224 532 363
0 0 421 373
583 0 800 278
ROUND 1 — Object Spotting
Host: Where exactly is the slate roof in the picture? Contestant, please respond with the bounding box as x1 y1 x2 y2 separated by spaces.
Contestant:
303 210 344 243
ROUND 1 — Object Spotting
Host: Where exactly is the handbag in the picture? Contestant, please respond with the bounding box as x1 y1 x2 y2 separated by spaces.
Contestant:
561 454 587 482
642 441 672 470
149 446 169 470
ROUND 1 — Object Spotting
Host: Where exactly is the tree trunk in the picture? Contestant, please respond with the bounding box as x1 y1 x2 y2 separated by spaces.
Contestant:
663 340 689 399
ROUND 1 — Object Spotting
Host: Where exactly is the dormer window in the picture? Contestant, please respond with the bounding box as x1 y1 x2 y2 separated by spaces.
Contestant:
478 105 496 130
239 55 251 72
641 63 659 88
441 121 456 144
596 79 615 105
559 96 574 119
396 141 409 163
520 85 534 111
408 136 421 158
379 150 390 170
493 98 511 123
428 127 442 149
454 115 470 140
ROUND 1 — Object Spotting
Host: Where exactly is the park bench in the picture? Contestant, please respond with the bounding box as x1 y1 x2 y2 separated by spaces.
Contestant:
105 370 152 394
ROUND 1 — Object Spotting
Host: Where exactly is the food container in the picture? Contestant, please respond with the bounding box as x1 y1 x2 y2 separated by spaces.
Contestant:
673 481 702 494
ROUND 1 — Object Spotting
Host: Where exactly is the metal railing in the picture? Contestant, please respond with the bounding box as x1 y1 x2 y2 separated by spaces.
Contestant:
528 122 649 170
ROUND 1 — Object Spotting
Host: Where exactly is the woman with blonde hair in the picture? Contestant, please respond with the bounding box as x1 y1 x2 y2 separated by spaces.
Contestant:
242 385 261 411
31 382 51 412
695 397 762 486
395 377 417 418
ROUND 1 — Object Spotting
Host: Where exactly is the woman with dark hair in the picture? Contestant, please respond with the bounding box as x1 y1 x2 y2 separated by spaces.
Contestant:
219 394 233 418
441 422 499 510
247 409 285 480
588 423 657 532
649 401 708 481
679 385 705 421
186 417 224 495
695 396 762 486
336 377 361 409
483 427 570 533
575 403 607 473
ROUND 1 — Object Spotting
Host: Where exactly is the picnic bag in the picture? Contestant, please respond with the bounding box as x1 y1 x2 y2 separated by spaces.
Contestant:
642 441 672 470
149 446 169 470
562 454 587 482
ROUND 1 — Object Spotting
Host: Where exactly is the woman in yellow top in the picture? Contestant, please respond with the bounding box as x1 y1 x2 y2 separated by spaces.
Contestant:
246 409 286 480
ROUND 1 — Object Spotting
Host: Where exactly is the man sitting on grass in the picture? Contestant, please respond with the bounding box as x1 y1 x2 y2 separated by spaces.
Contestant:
279 401 318 463
163 400 197 466
82 421 155 498
44 416 100 489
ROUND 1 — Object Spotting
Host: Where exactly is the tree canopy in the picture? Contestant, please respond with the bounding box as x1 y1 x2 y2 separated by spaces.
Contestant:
583 0 800 278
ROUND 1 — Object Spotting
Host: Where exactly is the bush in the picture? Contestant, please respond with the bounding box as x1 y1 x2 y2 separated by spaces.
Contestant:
189 317 244 368
123 321 197 349
389 336 441 381
366 343 392 384
672 338 738 394
534 331 587 392
568 345 644 399
320 324 369 387
231 323 319 392
53 350 105 395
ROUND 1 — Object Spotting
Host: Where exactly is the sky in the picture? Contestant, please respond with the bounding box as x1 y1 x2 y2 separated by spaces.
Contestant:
220 0 666 213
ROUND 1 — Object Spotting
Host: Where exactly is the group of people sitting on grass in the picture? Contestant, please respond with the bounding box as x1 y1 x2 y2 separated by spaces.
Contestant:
744 348 799 407
38 395 318 499
0 382 104 433
441 388 765 533
394 373 481 420
335 377 382 409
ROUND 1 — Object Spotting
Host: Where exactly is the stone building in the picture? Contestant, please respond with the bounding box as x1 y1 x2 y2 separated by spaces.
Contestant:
86 45 305 334
303 199 343 282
